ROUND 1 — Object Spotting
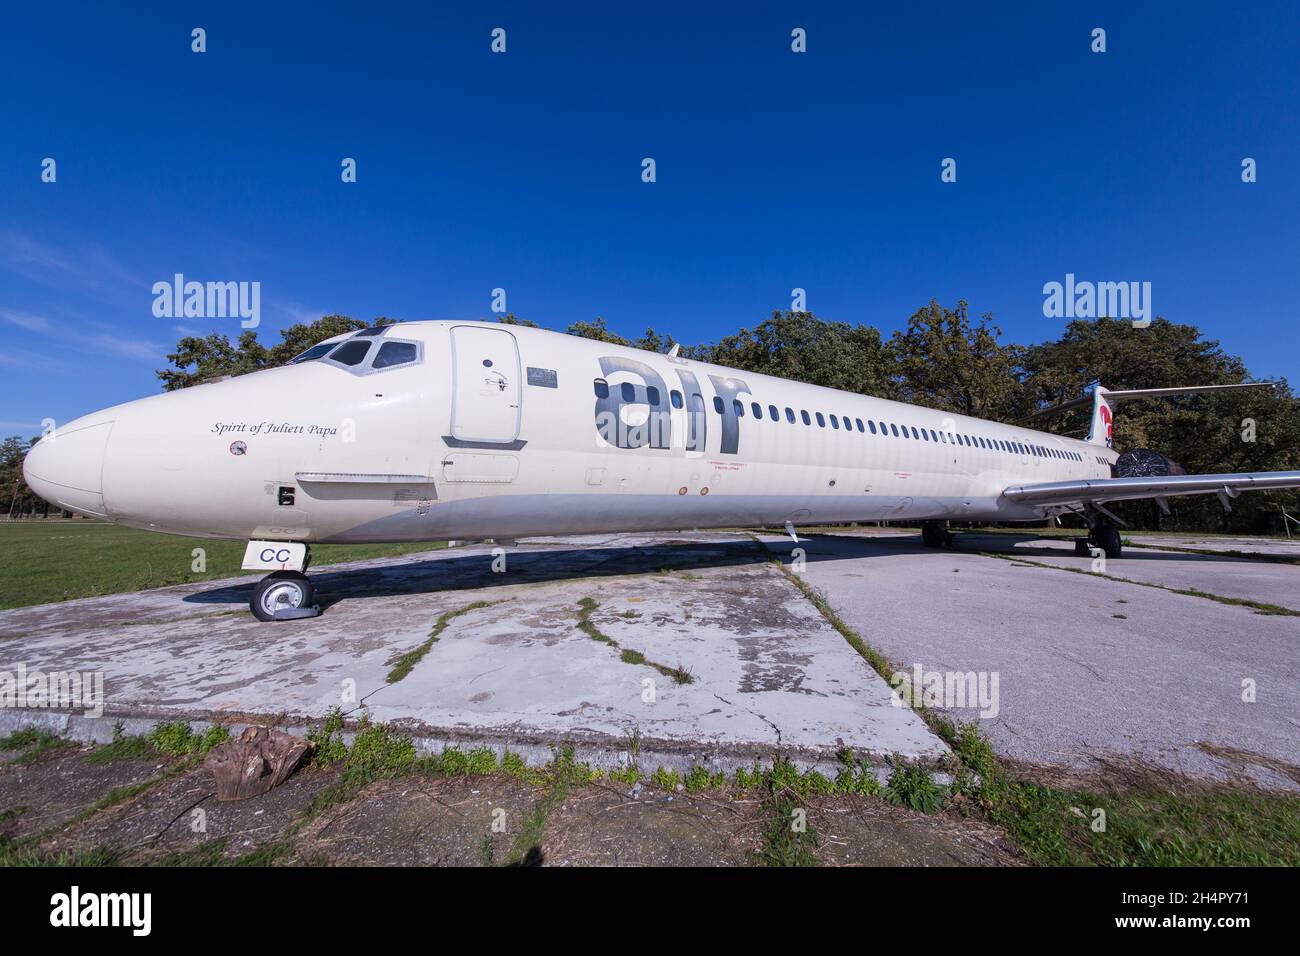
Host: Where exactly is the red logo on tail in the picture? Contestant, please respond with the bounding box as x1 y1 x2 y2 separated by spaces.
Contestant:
1099 404 1113 447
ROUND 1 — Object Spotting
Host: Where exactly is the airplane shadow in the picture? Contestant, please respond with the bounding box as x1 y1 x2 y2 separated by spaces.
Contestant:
181 530 1278 609
181 534 910 608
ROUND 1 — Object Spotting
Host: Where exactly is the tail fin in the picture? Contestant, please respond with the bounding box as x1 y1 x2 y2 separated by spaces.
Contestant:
1086 387 1116 447
1085 383 1278 447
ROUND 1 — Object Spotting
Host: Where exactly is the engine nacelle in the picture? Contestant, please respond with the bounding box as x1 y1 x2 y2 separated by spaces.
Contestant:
1114 448 1186 479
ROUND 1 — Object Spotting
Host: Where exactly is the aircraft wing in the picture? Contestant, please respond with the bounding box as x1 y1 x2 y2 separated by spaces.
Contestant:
1001 471 1300 508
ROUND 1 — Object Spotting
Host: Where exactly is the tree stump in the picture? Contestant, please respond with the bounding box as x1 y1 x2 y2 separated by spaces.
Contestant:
203 726 312 801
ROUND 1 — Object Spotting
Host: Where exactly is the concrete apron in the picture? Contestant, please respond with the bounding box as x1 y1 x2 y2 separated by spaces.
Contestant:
0 533 951 782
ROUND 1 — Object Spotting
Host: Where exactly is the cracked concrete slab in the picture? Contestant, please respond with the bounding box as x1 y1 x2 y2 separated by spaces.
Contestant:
0 532 947 775
772 529 1300 790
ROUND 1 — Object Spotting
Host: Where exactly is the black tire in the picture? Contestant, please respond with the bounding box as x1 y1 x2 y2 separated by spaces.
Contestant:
250 571 314 622
921 522 948 548
1090 523 1123 559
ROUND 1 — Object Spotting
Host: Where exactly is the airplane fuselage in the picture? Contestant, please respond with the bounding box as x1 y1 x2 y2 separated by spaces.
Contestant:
24 320 1119 543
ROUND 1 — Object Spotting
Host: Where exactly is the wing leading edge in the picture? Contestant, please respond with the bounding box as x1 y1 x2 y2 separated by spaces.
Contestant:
1002 471 1300 508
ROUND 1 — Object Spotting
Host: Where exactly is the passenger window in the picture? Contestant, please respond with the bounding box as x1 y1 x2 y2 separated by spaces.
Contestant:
713 396 725 414
786 407 795 423
868 421 877 434
371 341 418 369
671 390 683 409
856 418 865 432
646 386 660 406
594 379 610 399
769 405 779 420
733 399 745 417
815 412 825 427
802 410 811 425
752 402 762 419
890 424 899 437
830 414 839 429
920 429 929 441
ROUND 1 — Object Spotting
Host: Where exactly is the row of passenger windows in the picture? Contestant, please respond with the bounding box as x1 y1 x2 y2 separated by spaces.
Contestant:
593 379 1089 463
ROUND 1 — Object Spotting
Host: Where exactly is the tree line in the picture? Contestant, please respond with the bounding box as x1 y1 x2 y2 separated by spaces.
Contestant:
4 302 1297 532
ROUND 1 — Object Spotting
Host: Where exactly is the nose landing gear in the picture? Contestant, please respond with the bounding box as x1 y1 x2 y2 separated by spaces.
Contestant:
250 570 320 621
241 539 321 621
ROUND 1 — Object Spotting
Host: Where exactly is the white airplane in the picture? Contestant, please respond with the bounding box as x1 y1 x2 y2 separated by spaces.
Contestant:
23 320 1300 620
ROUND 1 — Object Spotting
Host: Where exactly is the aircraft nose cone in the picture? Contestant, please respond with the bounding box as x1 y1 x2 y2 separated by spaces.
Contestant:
22 420 114 518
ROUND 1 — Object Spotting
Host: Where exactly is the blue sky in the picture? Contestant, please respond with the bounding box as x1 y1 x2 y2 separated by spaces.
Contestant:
2 1 1297 434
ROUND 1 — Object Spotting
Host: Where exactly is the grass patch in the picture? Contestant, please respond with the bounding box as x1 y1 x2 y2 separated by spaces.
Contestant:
155 836 294 867
884 761 945 813
981 550 1300 616
148 721 229 757
85 723 162 764
387 600 494 683
575 598 694 684
502 747 595 867
756 758 821 866
0 845 122 867
0 518 448 610
939 718 1300 865
0 727 72 765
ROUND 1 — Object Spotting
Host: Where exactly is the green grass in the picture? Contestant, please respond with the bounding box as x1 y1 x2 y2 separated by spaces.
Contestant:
0 519 446 610
386 600 495 683
941 719 1300 866
84 723 161 764
0 727 72 764
575 597 695 684
980 550 1300 617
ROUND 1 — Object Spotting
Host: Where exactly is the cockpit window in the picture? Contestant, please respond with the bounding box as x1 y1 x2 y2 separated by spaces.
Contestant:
288 342 337 364
372 341 418 369
329 341 372 366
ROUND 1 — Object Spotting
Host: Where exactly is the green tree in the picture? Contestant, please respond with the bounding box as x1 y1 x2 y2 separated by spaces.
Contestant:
889 300 1025 420
0 436 43 517
157 314 387 390
264 314 374 367
565 316 630 346
1023 317 1299 531
699 311 895 397
493 313 538 328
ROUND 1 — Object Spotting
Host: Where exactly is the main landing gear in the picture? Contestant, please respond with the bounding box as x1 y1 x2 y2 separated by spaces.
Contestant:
1081 517 1123 559
920 520 954 548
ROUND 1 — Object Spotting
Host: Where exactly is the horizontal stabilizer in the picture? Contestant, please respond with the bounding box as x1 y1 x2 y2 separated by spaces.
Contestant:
1021 382 1279 448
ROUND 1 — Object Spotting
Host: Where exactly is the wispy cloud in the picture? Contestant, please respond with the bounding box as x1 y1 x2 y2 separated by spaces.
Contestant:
0 307 163 366
0 308 54 333
84 332 164 363
0 230 148 300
